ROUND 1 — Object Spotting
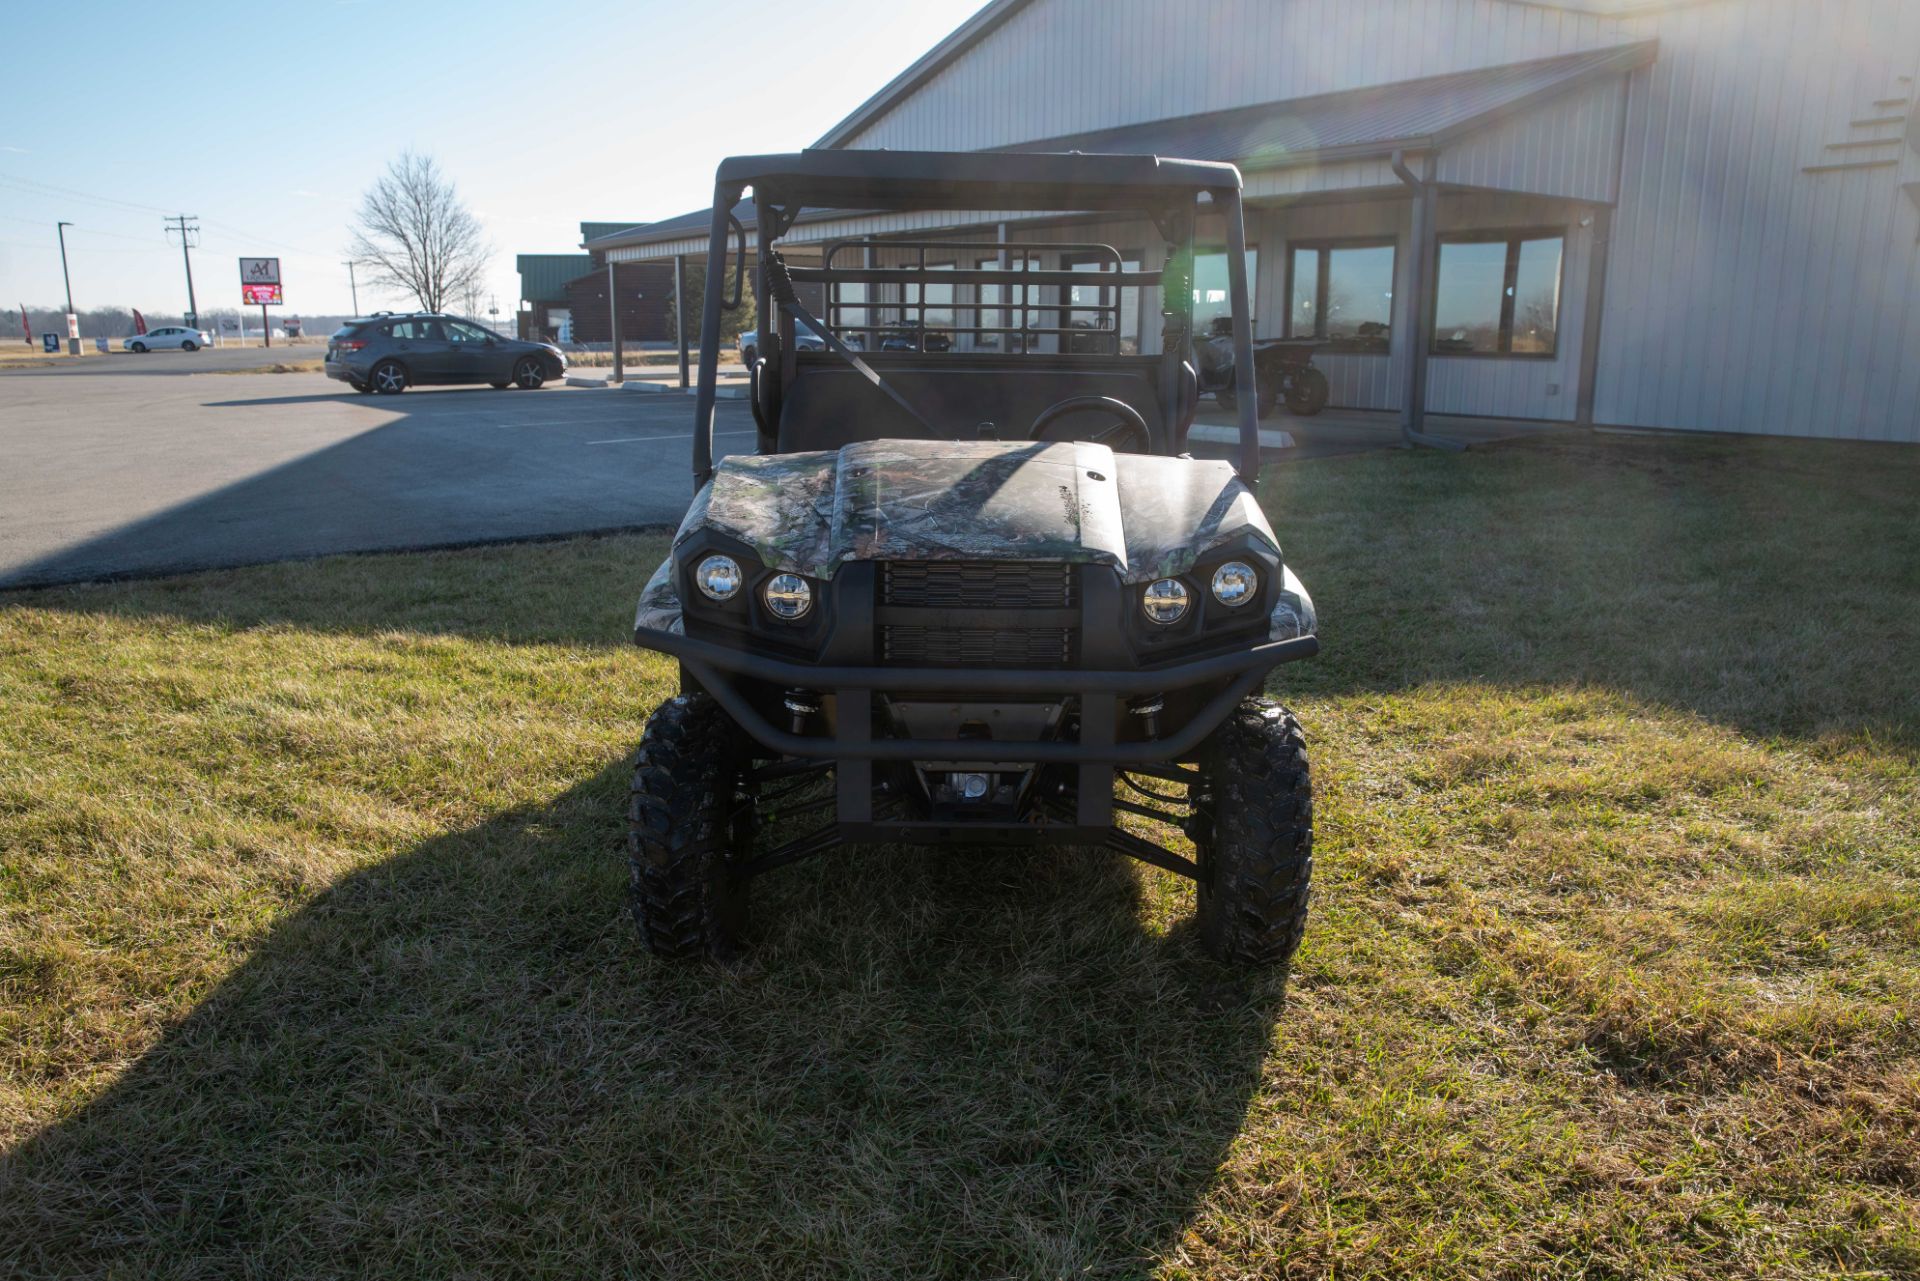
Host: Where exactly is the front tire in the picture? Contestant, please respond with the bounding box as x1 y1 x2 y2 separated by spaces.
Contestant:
1284 367 1330 416
1190 699 1313 967
371 360 408 394
130 341 147 353
628 693 756 959
513 357 546 390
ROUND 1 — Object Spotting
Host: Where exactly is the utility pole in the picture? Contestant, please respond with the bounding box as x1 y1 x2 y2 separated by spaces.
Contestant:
55 221 78 353
343 261 360 315
163 215 200 328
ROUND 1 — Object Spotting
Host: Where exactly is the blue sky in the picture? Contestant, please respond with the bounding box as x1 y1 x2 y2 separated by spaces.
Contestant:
0 0 985 319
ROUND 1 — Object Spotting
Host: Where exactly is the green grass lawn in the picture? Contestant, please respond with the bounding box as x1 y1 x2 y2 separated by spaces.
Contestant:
2 434 1916 1278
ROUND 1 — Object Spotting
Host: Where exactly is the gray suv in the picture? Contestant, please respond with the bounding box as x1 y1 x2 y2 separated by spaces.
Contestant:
325 313 567 394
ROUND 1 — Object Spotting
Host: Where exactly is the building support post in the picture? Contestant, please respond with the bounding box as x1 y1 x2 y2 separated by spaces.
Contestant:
673 254 689 390
1390 150 1464 451
1220 188 1263 486
691 185 742 491
1574 206 1612 430
607 260 623 384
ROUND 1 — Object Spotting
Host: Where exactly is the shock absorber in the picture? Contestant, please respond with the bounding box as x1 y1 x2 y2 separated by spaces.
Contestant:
783 689 821 735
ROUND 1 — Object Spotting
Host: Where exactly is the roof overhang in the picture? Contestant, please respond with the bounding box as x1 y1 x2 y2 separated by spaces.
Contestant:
715 148 1240 213
592 42 1655 261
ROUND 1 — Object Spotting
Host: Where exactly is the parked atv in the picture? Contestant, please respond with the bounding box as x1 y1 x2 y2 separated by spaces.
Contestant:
629 150 1319 968
1196 315 1331 417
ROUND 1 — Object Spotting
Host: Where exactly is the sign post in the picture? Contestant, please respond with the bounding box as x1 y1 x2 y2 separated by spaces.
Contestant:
239 258 283 349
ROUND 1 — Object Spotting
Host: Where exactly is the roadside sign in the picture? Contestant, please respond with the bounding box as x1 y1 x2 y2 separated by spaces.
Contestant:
42 333 59 353
240 258 283 307
65 313 78 339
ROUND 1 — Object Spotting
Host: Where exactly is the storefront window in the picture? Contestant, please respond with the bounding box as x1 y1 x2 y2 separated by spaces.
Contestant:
1065 253 1142 354
970 254 1038 351
1287 241 1395 351
1192 248 1258 330
832 281 868 341
1432 231 1563 356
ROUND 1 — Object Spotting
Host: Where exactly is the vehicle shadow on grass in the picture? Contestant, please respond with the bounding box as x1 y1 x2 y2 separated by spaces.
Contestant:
0 758 1281 1277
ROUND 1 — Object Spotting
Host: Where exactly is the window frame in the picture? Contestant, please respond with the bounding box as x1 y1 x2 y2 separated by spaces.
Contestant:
1283 235 1398 353
1429 225 1568 360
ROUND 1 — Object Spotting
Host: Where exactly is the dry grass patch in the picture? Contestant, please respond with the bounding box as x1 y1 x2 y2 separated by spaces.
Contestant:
1 433 1917 1278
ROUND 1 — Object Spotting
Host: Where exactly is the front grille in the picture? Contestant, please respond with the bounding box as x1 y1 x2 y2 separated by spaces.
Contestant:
876 561 1078 668
882 624 1074 667
880 561 1077 609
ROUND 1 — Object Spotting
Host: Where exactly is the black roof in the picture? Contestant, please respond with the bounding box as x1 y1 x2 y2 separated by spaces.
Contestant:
715 148 1241 213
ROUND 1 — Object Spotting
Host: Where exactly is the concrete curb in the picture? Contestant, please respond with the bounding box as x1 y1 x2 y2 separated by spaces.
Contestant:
1188 424 1297 449
564 374 611 388
623 381 749 398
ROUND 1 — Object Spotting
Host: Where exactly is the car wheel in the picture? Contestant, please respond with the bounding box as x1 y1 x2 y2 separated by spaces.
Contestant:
628 693 756 959
512 357 547 390
371 360 408 394
130 342 147 353
181 340 198 352
1189 699 1313 967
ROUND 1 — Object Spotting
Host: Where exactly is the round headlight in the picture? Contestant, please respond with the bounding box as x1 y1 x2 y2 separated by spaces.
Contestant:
763 572 813 620
1210 560 1258 607
694 554 742 601
1141 577 1190 624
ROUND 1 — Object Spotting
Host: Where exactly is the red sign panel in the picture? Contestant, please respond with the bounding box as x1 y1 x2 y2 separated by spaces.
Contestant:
242 283 284 306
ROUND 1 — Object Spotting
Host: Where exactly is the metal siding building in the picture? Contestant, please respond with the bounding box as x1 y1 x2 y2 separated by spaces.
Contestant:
595 0 1920 441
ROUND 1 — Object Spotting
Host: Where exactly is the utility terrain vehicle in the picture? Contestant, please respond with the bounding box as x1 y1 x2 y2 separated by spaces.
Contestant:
629 150 1319 965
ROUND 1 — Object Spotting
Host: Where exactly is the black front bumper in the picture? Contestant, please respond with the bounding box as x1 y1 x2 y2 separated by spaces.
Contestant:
634 622 1316 834
634 624 1316 763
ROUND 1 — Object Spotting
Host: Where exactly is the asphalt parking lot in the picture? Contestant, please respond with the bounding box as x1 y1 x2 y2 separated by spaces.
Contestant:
0 358 1553 589
0 368 758 588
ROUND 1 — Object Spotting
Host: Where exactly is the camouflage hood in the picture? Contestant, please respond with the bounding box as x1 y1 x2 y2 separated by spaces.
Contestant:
673 439 1281 584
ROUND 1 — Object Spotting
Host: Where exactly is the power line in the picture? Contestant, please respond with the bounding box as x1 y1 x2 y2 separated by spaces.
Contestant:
0 236 157 255
0 213 163 244
0 173 332 259
0 172 176 216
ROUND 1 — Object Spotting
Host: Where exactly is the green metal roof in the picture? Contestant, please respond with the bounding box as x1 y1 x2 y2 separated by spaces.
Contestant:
516 253 595 304
579 221 645 244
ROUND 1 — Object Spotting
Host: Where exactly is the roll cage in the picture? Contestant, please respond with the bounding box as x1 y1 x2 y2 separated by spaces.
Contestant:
687 149 1265 490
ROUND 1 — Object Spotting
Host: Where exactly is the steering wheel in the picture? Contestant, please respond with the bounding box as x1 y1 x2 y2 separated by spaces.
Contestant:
1026 395 1154 454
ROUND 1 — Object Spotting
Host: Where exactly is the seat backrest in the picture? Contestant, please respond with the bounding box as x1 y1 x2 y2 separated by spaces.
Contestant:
775 352 1172 454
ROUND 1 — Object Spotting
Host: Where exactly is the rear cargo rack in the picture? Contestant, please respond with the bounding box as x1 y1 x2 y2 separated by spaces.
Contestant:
797 239 1165 356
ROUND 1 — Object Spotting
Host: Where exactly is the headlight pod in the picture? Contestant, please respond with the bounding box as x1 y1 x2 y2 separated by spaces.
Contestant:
1141 577 1190 624
762 572 813 620
694 554 743 601
1210 560 1258 607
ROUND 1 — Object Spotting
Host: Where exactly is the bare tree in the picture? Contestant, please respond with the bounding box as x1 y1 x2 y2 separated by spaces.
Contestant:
348 152 490 314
